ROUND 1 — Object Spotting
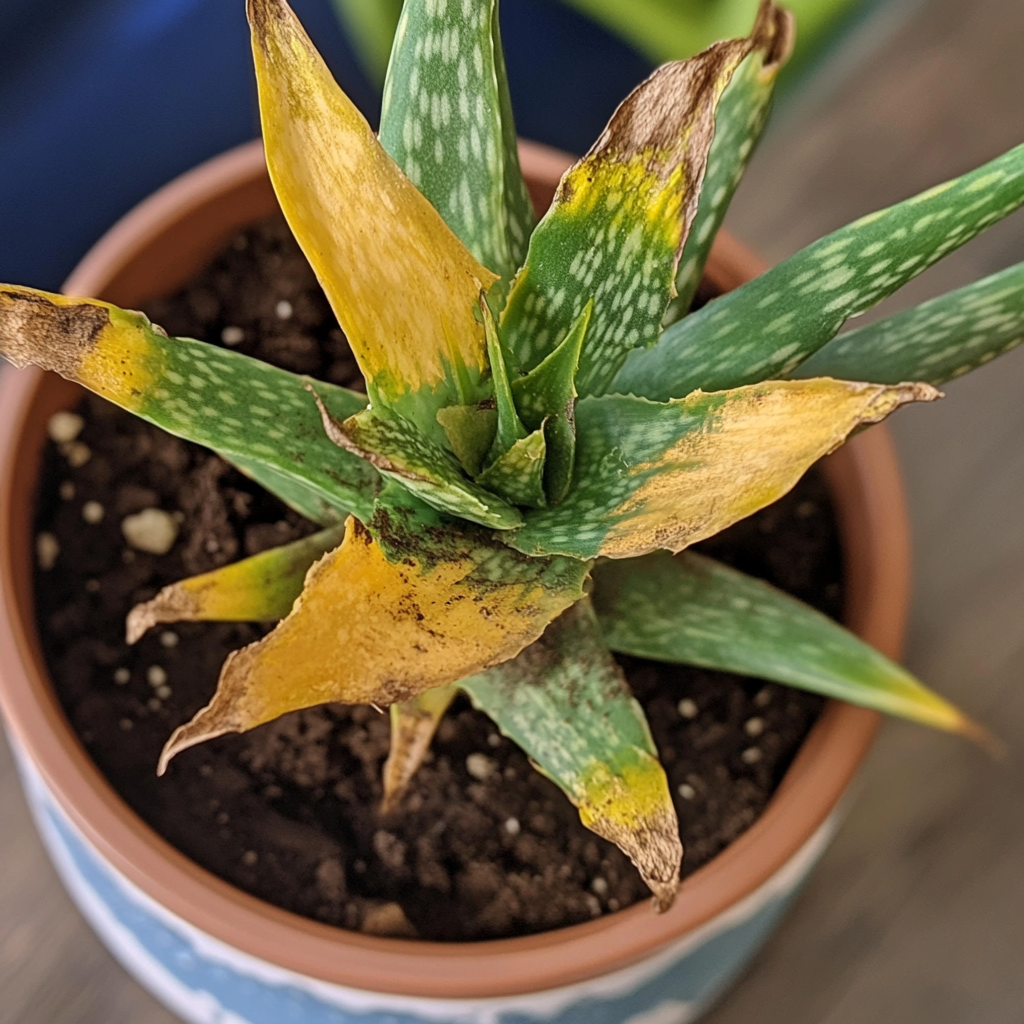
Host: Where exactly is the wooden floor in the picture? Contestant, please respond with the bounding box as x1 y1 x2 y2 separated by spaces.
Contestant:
2 0 1024 1020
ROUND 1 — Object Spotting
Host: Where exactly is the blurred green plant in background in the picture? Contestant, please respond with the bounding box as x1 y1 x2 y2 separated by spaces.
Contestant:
330 0 869 85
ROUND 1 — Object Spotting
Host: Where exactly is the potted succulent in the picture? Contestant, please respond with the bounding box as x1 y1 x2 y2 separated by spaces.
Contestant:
1 0 1022 1021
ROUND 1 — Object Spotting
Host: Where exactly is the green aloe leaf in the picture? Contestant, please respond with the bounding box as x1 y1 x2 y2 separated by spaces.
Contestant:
510 379 937 561
511 301 591 503
0 286 380 521
436 403 498 477
227 457 349 527
500 5 791 397
382 685 458 812
476 427 548 508
379 0 533 293
126 524 347 643
329 0 402 84
482 299 528 463
791 260 1024 386
666 4 792 322
310 397 522 530
592 551 992 744
614 142 1024 400
460 600 682 909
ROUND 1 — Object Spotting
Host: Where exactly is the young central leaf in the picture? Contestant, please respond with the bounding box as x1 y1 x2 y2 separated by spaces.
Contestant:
476 427 548 508
379 0 534 293
500 3 792 397
249 0 498 441
158 488 590 773
460 600 682 910
511 379 939 560
511 301 592 503
311 394 522 529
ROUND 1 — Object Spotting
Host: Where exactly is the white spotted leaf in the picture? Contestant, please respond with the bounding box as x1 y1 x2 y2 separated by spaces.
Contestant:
791 260 1024 385
666 3 793 323
614 142 1024 400
500 3 791 397
0 286 380 523
593 551 992 745
460 599 682 909
380 0 534 294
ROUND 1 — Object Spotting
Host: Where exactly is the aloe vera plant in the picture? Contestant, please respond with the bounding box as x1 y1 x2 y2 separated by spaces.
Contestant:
3 0 1023 911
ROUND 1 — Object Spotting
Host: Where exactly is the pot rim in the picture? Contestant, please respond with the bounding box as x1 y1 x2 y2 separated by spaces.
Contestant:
0 139 903 1000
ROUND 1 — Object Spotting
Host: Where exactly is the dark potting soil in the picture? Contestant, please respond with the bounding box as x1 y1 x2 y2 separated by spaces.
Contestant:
32 217 838 942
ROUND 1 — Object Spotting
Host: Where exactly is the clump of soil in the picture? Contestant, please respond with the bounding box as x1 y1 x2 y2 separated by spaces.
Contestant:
33 217 838 942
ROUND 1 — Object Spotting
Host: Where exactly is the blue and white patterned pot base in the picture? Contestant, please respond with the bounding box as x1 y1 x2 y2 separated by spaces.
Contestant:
15 742 836 1024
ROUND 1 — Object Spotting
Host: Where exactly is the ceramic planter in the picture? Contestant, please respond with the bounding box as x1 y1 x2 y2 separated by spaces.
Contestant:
0 140 909 1024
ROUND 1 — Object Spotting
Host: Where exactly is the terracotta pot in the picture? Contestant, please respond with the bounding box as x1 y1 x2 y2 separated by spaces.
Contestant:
0 139 907 1024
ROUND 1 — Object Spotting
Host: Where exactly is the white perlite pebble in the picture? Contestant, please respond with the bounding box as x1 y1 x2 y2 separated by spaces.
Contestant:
36 533 60 570
221 326 245 345
590 877 609 896
47 411 84 444
121 508 179 554
147 665 167 688
82 501 105 524
741 747 763 765
677 783 696 800
744 717 765 737
503 817 520 836
677 698 698 719
114 668 131 685
64 442 91 468
160 630 180 648
466 753 496 781
275 299 294 320
156 685 172 700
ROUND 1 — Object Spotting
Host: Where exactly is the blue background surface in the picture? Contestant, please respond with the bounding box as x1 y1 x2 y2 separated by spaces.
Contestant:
0 0 651 292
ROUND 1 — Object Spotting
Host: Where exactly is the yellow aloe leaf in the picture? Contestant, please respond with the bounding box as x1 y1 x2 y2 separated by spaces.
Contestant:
125 525 346 644
381 686 458 813
248 0 498 437
512 379 941 560
158 491 590 773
